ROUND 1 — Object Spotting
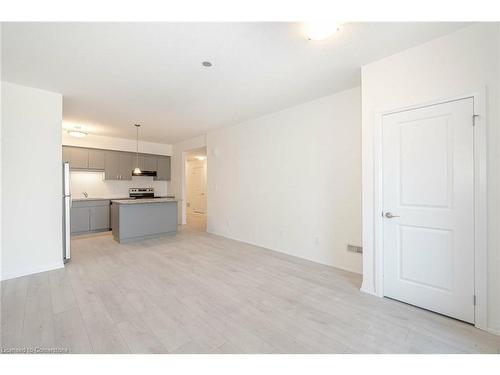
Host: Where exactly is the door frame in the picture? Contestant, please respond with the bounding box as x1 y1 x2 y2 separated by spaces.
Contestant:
372 89 487 330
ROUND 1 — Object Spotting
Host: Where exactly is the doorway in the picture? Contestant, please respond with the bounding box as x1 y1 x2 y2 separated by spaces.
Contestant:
185 147 207 231
381 97 476 323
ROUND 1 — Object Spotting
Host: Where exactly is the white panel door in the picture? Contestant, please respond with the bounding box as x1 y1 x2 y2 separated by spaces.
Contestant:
191 165 206 214
382 98 475 323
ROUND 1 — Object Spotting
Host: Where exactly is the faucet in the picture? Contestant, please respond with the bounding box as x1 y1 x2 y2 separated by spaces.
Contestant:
83 192 88 198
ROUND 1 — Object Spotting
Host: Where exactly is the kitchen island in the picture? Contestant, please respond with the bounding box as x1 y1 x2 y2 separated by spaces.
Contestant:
111 198 179 243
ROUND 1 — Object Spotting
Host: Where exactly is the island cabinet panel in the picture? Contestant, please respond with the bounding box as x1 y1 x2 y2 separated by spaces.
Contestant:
88 149 105 169
156 156 171 181
112 201 177 243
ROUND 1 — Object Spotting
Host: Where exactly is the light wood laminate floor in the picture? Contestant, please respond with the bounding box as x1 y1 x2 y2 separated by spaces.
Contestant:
186 213 207 232
1 224 499 354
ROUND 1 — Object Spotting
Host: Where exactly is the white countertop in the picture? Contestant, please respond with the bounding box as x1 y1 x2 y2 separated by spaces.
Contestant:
73 197 128 202
73 196 179 202
111 198 180 205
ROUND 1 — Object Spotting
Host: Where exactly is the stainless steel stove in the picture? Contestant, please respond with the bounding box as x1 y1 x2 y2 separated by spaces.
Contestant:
129 187 155 199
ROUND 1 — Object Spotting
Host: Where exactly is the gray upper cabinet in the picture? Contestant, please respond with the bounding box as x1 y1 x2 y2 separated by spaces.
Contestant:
63 146 105 170
138 154 158 171
88 149 105 169
62 147 71 163
63 146 170 180
156 156 171 181
119 152 133 180
104 151 121 180
105 151 133 180
69 147 89 169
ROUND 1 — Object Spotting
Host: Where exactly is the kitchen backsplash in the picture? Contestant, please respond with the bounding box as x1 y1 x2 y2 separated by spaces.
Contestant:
70 170 169 199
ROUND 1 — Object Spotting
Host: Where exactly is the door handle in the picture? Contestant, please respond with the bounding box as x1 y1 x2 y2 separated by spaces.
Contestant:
384 212 400 219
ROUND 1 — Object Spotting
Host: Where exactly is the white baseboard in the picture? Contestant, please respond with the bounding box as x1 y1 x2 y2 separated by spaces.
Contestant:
206 228 362 275
1 261 64 281
360 283 376 296
487 320 500 336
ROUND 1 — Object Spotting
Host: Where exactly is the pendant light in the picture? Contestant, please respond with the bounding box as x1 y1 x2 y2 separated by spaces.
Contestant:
133 124 141 175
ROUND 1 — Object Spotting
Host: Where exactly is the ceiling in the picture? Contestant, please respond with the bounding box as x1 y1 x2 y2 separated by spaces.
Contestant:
1 22 468 144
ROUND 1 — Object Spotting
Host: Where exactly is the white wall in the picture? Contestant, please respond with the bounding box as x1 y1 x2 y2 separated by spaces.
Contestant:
171 135 207 224
361 23 500 333
62 132 172 156
0 26 3 280
1 82 63 280
69 171 169 200
206 87 362 273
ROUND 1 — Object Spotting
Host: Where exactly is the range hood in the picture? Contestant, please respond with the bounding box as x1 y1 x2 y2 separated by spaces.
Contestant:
132 170 157 177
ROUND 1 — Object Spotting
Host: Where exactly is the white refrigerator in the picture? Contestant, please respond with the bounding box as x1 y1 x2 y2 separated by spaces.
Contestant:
63 162 71 262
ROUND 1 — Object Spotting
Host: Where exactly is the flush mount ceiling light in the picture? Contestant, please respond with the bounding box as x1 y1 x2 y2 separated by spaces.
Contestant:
304 22 340 41
202 61 212 67
67 126 88 138
133 124 142 176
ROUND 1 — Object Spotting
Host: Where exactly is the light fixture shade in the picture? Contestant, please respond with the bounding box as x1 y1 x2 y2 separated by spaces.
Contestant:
133 167 142 175
304 22 339 41
68 130 88 138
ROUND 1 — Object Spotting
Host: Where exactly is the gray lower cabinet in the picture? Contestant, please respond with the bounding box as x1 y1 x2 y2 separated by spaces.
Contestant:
71 207 91 233
71 200 110 234
90 205 110 230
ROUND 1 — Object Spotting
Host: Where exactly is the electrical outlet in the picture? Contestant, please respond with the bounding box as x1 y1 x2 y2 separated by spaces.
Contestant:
347 244 363 254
